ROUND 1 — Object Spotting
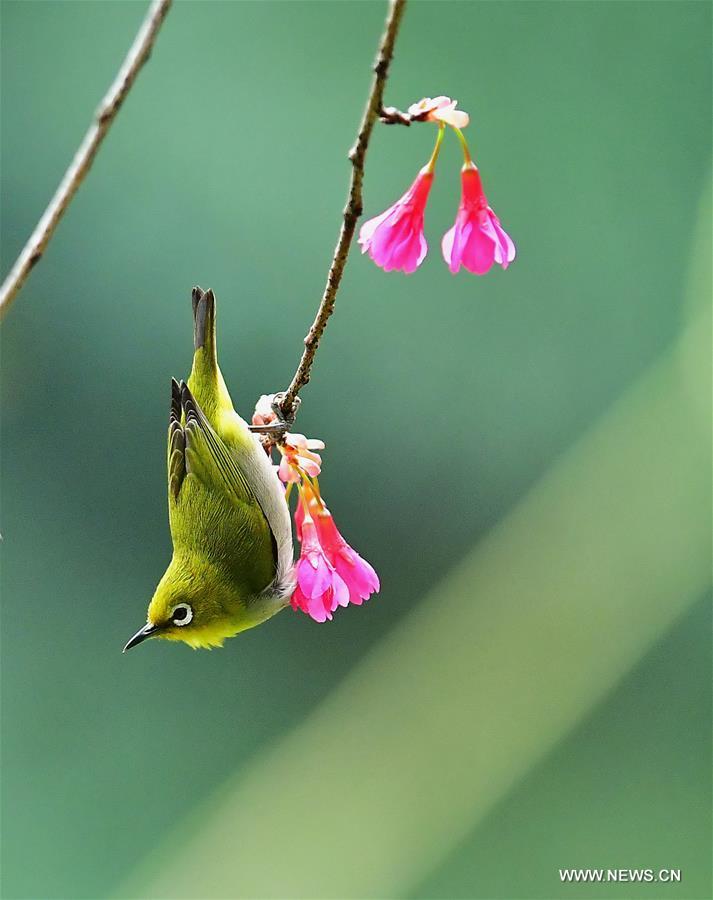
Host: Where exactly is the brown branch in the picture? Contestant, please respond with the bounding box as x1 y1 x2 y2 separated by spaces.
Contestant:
277 0 407 419
379 105 412 126
0 0 172 319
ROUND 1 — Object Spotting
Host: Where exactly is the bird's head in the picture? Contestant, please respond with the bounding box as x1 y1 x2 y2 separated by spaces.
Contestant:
123 565 242 651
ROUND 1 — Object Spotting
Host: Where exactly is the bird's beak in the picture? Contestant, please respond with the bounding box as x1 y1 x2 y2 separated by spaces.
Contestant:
123 621 161 652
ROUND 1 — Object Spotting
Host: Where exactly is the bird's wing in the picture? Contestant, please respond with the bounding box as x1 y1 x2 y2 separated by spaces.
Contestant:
168 378 187 500
167 380 277 592
168 378 260 506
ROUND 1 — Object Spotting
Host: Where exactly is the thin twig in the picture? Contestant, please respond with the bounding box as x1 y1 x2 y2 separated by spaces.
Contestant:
379 105 412 125
0 0 172 319
278 0 407 418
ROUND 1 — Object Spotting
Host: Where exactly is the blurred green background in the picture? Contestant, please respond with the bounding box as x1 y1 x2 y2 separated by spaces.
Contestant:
1 1 711 898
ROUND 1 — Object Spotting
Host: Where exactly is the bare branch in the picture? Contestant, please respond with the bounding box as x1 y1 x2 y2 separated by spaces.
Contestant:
277 0 407 419
379 105 412 126
0 0 172 318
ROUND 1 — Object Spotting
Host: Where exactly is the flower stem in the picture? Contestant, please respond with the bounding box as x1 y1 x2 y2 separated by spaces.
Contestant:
300 474 324 508
425 124 446 174
452 126 473 166
311 477 325 507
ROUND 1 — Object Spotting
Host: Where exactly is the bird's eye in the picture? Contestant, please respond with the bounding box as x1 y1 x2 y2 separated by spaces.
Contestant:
171 603 193 626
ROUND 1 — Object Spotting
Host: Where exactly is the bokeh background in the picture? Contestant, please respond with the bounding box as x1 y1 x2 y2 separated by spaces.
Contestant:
1 1 711 898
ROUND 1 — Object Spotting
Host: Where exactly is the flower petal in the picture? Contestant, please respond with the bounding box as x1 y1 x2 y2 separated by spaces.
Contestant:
331 571 350 609
359 206 396 249
488 210 516 268
441 224 458 273
461 221 496 274
334 551 380 604
407 95 453 119
431 105 470 129
299 458 321 477
296 555 330 600
306 589 330 623
278 457 299 483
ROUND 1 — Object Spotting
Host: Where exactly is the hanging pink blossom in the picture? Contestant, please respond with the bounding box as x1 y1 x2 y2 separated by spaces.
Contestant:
291 486 380 621
291 507 349 622
313 506 379 605
358 169 434 273
442 163 515 275
271 428 380 623
296 492 379 608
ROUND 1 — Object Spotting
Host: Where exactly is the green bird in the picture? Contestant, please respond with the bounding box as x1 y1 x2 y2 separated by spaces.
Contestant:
123 288 294 651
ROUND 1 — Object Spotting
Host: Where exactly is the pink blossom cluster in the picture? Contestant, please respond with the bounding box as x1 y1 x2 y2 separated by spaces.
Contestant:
252 400 380 623
359 96 516 276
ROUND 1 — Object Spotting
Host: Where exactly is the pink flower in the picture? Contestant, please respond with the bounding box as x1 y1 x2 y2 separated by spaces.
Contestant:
295 492 380 610
442 163 515 275
358 169 434 273
292 510 349 622
277 433 325 483
313 507 380 605
408 96 470 129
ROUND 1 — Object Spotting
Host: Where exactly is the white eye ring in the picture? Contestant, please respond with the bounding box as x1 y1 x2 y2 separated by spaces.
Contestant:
171 602 193 627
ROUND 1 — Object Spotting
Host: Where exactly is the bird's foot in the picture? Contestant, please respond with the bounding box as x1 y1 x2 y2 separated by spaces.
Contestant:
248 392 301 443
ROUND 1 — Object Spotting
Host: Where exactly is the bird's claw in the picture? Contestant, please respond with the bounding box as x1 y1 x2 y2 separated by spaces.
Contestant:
248 392 301 442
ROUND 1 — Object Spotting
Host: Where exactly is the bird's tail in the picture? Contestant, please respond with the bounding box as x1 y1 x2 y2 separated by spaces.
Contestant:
192 286 217 359
188 286 228 418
